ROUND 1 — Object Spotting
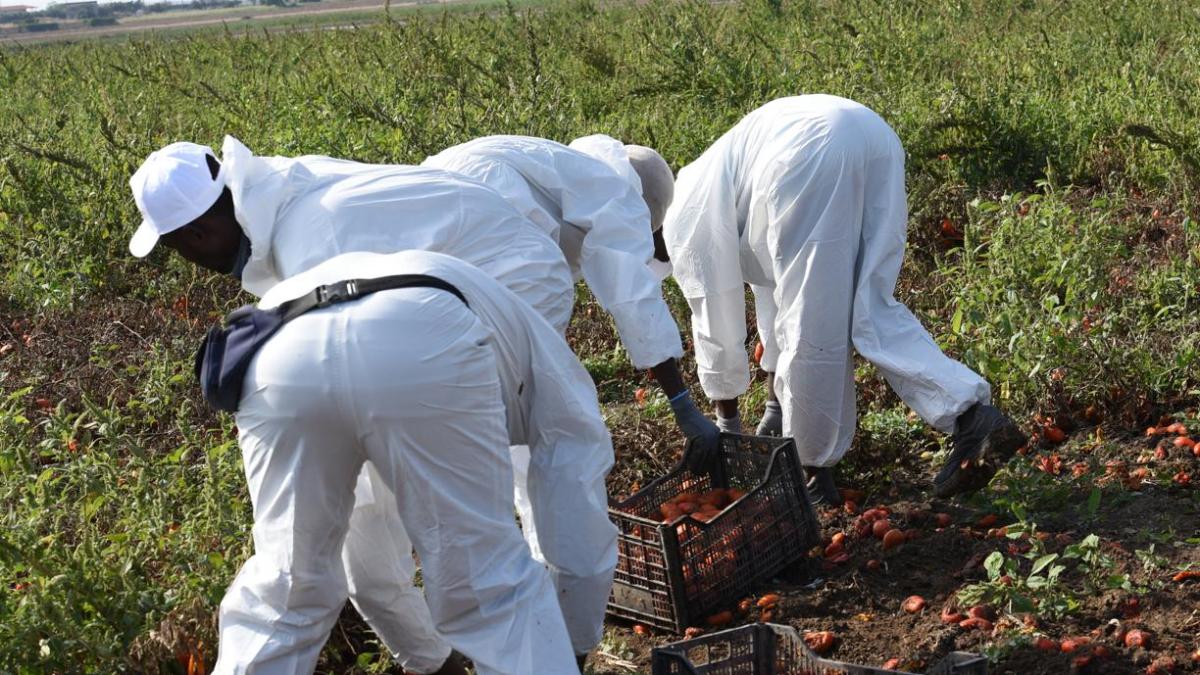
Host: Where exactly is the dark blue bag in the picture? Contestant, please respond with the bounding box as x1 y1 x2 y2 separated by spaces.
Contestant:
194 275 467 413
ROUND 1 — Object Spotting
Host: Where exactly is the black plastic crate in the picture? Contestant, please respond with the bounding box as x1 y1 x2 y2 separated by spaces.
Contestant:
651 623 988 675
607 433 821 633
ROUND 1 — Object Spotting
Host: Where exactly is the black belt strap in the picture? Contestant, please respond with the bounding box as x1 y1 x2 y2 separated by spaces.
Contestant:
281 274 469 322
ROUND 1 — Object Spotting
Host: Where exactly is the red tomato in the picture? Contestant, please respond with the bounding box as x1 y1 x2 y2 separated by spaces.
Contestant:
1060 637 1090 653
882 529 906 551
839 488 866 503
1146 656 1177 674
803 631 836 655
1124 629 1152 649
705 611 733 627
872 519 892 540
1034 637 1059 652
940 606 965 624
975 514 998 528
967 605 996 621
958 617 992 631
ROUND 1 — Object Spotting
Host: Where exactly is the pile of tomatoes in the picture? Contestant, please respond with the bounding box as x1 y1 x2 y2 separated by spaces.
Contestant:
657 487 747 524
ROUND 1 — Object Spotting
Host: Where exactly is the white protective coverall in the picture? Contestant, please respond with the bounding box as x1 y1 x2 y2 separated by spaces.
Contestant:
663 95 991 467
422 134 683 370
423 134 683 583
217 250 584 675
223 135 574 333
218 137 613 662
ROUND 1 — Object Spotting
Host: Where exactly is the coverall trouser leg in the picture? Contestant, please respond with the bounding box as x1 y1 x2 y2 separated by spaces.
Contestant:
846 126 991 434
768 108 989 468
341 463 452 674
215 290 577 675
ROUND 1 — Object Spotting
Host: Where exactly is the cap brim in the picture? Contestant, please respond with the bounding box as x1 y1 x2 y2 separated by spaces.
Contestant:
129 221 161 258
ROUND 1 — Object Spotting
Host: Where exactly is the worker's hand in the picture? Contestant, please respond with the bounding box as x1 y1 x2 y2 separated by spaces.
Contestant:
756 401 783 437
716 412 742 434
669 391 721 472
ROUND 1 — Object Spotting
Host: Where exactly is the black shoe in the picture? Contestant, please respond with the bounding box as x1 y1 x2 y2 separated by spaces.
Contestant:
933 403 1026 498
429 652 470 675
803 466 842 506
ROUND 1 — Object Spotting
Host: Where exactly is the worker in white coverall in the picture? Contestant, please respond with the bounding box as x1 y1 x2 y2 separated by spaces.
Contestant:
233 249 584 674
423 133 719 559
339 133 708 672
126 139 616 672
661 95 1027 505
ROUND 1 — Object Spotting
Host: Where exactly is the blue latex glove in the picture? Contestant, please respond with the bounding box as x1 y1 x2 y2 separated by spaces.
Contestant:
756 401 783 437
669 391 721 472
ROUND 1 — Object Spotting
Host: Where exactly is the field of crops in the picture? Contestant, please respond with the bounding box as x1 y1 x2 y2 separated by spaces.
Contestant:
2 0 1200 672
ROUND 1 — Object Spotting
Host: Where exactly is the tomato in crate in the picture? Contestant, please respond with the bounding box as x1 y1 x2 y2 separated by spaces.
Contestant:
607 433 820 633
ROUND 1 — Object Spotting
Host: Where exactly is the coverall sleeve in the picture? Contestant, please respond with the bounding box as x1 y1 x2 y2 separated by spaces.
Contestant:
687 287 751 401
524 351 615 520
547 152 684 369
519 311 619 653
665 151 750 400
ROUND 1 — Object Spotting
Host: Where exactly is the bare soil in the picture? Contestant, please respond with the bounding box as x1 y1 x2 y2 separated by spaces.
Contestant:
593 426 1200 675
5 292 1197 675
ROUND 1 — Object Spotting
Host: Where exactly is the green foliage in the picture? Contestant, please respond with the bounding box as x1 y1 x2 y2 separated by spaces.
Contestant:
956 521 1079 620
957 516 1136 622
1062 533 1133 594
942 191 1200 416
0 387 250 672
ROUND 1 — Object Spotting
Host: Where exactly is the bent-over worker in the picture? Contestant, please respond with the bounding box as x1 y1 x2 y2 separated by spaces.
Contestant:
661 95 1026 504
423 134 718 558
211 249 587 674
127 139 616 671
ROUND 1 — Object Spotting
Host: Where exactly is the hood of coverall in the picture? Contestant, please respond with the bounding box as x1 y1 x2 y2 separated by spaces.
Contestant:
623 145 674 234
219 135 317 297
567 134 674 231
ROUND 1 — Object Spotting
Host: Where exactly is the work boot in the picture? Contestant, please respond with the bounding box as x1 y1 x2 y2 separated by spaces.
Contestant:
429 652 469 675
803 466 842 506
933 403 1026 498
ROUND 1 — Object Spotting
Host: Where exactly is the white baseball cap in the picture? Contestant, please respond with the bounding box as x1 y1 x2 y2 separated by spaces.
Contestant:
128 141 226 258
